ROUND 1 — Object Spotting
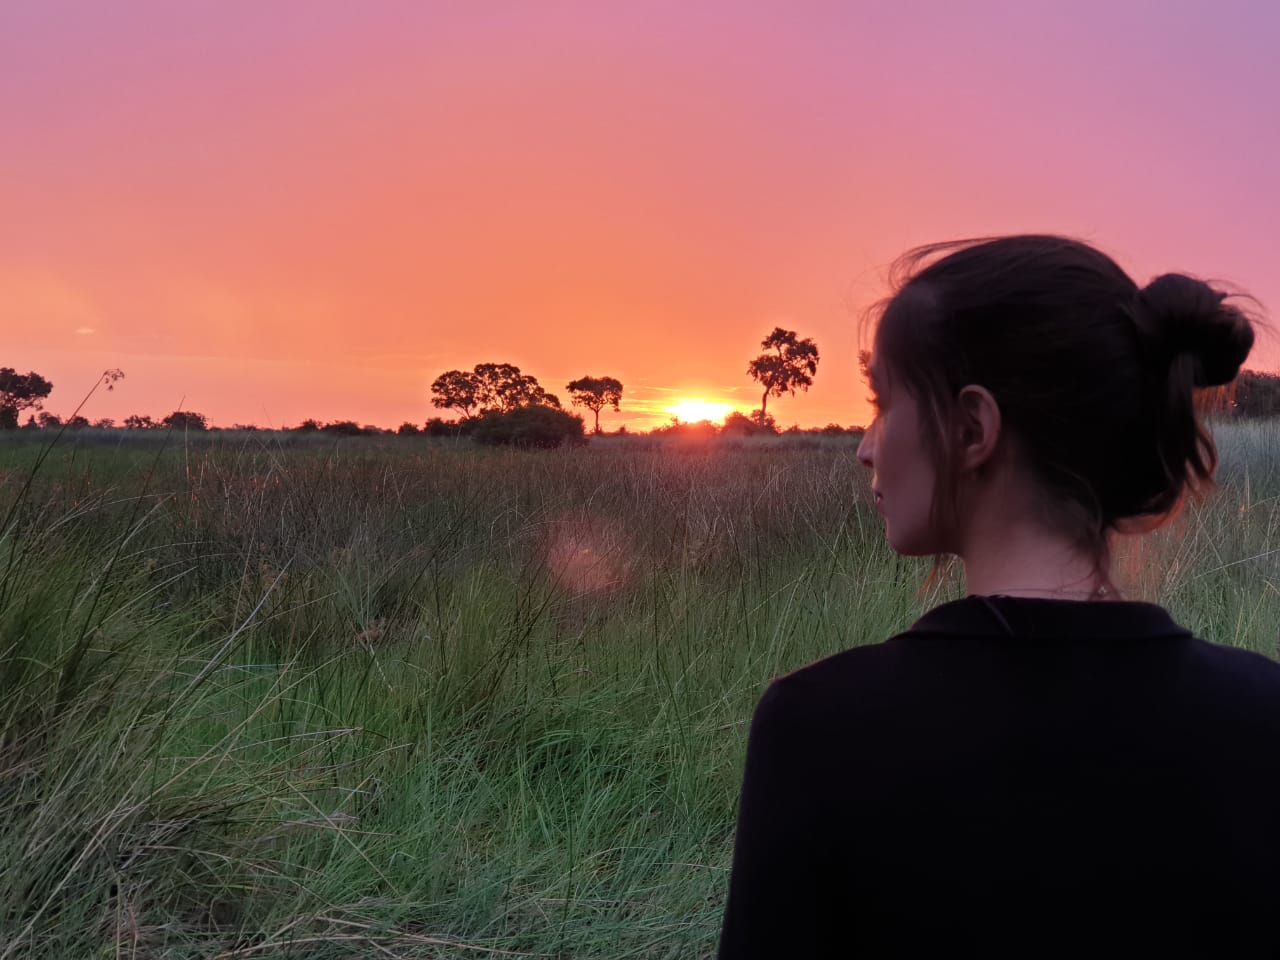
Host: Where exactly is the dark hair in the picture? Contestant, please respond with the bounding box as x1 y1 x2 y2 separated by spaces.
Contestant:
869 234 1257 562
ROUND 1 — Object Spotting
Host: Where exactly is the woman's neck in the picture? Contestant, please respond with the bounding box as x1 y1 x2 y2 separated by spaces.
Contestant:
960 515 1114 601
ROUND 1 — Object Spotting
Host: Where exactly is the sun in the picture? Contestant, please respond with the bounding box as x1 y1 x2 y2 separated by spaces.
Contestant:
666 398 734 423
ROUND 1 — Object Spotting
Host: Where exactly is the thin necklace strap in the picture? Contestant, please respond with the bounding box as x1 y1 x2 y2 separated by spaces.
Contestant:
985 582 1115 602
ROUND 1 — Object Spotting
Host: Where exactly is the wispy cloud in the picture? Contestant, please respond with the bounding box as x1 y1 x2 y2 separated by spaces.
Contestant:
76 327 95 335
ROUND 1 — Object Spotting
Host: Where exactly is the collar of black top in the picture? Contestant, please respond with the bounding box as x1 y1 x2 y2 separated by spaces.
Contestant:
904 595 1193 641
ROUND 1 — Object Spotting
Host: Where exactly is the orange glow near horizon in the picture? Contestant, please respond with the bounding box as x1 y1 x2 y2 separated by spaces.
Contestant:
666 399 735 424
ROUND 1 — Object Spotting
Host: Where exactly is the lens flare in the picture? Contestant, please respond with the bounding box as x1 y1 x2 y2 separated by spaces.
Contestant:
544 516 629 594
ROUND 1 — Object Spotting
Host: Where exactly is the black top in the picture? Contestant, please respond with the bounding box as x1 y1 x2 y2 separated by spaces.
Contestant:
718 596 1280 959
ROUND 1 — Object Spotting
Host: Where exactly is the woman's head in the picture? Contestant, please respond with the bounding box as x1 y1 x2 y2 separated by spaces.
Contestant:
860 234 1256 563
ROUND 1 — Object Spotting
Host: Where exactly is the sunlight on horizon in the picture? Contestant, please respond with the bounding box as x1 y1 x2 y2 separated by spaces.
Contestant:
666 399 735 424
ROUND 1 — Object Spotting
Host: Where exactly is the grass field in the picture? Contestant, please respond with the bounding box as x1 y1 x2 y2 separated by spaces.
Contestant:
1 423 1278 958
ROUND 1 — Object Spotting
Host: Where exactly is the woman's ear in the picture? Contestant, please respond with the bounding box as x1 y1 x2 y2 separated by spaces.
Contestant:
955 384 1001 470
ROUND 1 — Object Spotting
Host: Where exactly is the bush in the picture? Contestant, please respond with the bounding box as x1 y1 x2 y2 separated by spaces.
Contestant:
423 417 465 437
320 420 368 437
425 417 462 437
1233 370 1280 419
750 410 779 434
722 411 777 437
162 411 209 431
471 405 585 448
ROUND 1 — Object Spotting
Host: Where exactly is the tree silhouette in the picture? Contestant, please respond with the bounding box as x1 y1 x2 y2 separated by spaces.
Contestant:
746 328 820 426
0 368 53 429
432 363 560 418
565 375 623 433
124 414 156 429
430 369 481 419
472 362 559 412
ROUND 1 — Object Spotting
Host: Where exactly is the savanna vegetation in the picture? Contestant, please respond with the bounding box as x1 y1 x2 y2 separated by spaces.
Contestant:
2 419 1279 957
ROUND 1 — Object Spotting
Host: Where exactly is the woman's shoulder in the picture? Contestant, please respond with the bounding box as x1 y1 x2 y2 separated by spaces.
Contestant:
1174 632 1280 712
762 595 1280 723
759 639 919 727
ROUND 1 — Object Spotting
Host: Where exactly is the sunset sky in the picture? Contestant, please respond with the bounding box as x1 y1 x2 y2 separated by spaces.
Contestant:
4 1 1278 430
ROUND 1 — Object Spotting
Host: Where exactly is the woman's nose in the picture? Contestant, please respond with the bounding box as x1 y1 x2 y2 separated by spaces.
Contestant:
856 427 875 469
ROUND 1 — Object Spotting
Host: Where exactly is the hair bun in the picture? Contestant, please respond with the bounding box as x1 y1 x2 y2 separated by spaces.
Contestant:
1135 274 1254 387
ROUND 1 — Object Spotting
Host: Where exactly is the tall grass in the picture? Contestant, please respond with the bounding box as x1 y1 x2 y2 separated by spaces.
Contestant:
0 425 1276 957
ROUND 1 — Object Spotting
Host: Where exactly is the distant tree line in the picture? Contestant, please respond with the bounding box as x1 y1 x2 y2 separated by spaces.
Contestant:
291 418 391 437
423 328 825 444
8 357 1277 443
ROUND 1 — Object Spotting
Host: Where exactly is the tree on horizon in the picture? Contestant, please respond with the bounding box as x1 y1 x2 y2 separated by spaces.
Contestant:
0 367 53 430
565 375 623 433
746 328 819 426
430 370 481 419
432 363 560 418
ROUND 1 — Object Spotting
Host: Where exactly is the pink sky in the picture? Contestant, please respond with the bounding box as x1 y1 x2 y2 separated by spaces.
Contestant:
4 1 1277 429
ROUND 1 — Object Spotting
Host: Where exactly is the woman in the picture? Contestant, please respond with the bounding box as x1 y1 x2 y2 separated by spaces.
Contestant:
718 236 1280 958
